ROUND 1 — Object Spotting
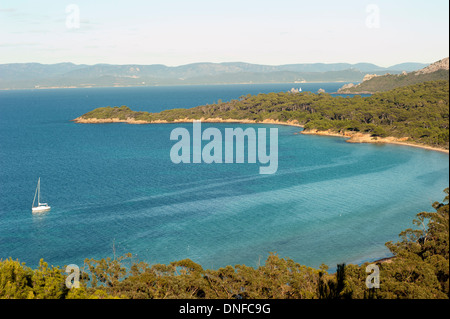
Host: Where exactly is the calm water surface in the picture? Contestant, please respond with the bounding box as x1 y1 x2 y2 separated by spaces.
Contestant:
0 83 448 270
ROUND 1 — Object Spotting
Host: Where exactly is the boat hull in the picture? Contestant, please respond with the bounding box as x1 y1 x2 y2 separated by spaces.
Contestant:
32 206 51 213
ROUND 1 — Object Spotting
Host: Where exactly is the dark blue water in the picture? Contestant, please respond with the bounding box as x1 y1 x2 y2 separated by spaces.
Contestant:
0 83 448 271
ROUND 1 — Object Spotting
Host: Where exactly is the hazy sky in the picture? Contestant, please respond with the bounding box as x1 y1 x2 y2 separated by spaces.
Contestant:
0 0 448 66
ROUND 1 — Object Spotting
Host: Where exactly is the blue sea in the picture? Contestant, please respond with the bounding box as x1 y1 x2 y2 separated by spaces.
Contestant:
0 82 448 271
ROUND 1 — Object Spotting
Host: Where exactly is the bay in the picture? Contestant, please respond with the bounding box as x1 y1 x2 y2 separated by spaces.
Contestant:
0 83 448 271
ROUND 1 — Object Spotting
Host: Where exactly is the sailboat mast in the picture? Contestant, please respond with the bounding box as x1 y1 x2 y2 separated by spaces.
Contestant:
37 177 40 204
32 178 39 208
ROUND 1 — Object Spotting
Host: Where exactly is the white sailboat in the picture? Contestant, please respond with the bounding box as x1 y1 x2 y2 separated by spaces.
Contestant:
32 177 51 213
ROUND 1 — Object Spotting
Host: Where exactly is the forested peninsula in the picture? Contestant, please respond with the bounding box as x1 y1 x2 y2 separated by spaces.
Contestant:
74 80 449 152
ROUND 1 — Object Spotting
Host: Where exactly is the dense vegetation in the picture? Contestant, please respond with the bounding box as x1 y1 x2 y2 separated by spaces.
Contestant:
1 188 448 299
78 80 450 149
338 69 449 93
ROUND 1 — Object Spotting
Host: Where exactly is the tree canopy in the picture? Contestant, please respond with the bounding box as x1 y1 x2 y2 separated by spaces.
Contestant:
77 80 449 149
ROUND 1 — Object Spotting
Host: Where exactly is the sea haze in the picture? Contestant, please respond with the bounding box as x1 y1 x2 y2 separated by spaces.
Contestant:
0 83 448 270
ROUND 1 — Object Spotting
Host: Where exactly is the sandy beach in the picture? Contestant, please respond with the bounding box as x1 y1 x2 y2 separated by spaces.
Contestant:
301 129 449 154
73 116 449 154
72 116 305 127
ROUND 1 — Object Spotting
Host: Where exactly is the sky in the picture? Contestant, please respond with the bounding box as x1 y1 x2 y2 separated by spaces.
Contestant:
0 0 448 67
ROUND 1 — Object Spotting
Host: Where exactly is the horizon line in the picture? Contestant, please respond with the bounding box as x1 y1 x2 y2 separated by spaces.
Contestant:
0 59 440 68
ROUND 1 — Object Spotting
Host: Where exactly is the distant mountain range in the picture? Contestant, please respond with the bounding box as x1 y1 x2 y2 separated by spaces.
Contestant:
338 57 449 94
0 61 430 90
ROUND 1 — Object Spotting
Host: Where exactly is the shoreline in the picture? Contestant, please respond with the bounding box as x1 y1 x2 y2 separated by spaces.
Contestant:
0 81 351 91
72 116 305 127
301 129 449 154
72 117 449 154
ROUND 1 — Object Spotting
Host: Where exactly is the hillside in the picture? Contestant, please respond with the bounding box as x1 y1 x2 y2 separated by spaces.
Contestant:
338 58 449 94
74 80 450 150
0 61 428 90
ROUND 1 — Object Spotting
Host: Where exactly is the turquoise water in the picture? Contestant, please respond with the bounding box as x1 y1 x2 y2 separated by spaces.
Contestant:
0 83 448 271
